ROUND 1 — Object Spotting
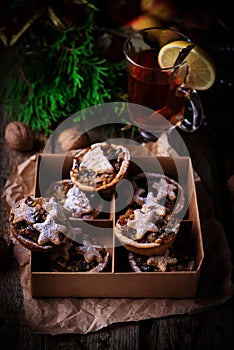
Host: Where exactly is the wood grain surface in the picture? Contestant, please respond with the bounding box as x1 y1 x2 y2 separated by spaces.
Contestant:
1 113 234 349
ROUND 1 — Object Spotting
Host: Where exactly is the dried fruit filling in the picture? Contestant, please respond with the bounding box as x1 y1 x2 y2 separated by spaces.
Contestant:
73 143 125 188
10 196 66 247
49 237 110 272
129 246 195 272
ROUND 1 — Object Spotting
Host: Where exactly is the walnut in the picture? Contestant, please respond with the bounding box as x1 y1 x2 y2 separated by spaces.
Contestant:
57 128 90 151
4 121 35 151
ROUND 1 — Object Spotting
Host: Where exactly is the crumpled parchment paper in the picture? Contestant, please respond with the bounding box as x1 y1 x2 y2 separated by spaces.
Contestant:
2 146 233 335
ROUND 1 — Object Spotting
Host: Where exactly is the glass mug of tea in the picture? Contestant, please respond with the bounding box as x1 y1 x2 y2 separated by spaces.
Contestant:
123 27 203 136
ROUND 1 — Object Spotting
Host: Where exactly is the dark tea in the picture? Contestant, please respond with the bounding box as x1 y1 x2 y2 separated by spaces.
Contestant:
126 49 186 128
123 27 204 133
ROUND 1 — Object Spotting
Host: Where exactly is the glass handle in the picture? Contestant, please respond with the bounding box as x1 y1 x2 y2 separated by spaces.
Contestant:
177 85 204 133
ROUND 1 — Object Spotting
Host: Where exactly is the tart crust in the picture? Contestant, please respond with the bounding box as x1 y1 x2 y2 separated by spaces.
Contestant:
46 179 103 219
131 172 185 214
114 173 184 256
49 234 110 272
128 247 195 272
114 224 179 255
70 142 130 192
9 196 71 252
128 251 178 272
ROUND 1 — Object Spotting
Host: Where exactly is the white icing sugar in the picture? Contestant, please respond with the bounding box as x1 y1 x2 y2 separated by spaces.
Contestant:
42 197 66 221
33 215 66 246
63 185 93 217
143 192 166 215
127 208 159 240
152 178 177 200
12 199 38 224
80 146 114 174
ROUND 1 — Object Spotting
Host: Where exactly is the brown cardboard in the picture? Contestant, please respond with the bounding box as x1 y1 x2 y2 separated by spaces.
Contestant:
31 152 204 298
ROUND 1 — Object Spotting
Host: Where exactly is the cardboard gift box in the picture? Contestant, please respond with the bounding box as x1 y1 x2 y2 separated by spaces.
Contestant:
31 149 204 298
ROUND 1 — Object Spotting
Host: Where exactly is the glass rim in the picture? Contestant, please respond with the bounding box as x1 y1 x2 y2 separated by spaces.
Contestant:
122 26 191 71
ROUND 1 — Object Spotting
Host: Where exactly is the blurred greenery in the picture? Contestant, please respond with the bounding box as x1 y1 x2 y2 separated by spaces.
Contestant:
0 0 126 133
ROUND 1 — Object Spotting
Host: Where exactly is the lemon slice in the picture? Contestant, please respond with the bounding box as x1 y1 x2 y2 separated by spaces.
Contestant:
158 40 216 90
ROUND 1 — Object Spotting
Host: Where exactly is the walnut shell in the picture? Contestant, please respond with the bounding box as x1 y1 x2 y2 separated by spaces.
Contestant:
57 128 90 151
4 121 35 151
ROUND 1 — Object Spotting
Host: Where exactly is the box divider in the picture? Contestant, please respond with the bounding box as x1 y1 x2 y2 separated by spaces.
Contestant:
111 192 116 273
31 154 204 298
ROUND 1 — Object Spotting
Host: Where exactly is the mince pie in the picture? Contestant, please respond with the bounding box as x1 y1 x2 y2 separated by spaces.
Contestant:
70 142 130 192
114 173 185 255
49 234 110 272
131 172 185 214
9 196 71 251
46 179 102 219
128 245 195 272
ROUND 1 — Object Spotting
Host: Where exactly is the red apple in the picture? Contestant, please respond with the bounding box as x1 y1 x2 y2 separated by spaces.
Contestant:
140 0 179 23
123 14 161 31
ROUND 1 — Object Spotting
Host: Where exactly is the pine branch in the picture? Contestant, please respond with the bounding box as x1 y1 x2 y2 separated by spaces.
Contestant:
0 6 125 134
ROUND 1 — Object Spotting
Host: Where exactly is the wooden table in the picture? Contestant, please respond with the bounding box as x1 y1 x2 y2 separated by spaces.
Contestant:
1 91 234 349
